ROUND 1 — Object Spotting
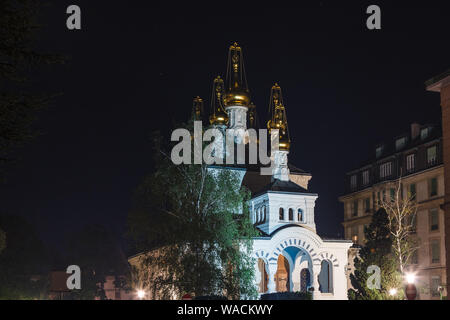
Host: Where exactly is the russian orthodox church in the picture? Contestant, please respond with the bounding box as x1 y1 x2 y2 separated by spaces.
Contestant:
196 43 353 300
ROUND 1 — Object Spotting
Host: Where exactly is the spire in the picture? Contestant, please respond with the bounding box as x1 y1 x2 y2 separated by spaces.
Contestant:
192 96 203 121
209 76 228 126
224 42 250 107
267 83 290 151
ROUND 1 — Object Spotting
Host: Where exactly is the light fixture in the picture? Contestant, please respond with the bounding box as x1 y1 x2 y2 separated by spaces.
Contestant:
406 273 416 284
137 289 146 300
389 288 397 296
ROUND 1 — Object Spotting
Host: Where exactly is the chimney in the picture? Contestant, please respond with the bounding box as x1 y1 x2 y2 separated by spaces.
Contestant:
411 122 421 140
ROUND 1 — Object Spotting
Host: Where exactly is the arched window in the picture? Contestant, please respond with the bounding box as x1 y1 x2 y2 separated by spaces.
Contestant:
263 206 266 223
298 209 303 222
288 208 294 221
279 208 284 221
319 260 333 293
257 208 261 224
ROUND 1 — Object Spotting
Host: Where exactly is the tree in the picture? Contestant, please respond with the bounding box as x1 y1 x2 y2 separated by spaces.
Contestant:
65 224 130 300
348 208 403 300
0 0 63 175
0 227 5 255
379 179 419 273
0 214 51 299
127 121 258 299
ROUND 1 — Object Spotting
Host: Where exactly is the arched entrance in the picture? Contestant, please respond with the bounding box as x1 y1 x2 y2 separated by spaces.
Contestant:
275 255 290 292
257 258 268 293
300 268 311 292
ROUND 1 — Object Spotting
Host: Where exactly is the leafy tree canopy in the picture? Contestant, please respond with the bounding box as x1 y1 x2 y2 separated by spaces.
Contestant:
348 208 403 300
127 120 258 299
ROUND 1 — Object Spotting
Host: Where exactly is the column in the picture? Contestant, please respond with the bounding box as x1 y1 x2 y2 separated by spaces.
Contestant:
267 263 278 293
312 264 321 300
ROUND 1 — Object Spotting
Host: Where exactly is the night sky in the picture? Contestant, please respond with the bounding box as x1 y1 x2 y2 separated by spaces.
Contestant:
1 1 449 251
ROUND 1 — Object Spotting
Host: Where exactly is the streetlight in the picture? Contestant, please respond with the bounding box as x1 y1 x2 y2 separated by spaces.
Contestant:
406 273 416 285
137 289 146 300
405 272 417 300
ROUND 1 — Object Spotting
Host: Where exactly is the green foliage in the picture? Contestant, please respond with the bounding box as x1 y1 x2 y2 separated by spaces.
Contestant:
65 224 130 300
0 0 64 174
348 208 403 300
127 123 258 299
0 214 51 299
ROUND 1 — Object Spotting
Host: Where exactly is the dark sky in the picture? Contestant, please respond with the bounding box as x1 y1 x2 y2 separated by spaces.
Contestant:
1 1 449 249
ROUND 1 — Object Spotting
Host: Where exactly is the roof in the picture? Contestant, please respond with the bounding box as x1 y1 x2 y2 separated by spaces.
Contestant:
242 170 315 197
346 123 442 175
425 68 450 88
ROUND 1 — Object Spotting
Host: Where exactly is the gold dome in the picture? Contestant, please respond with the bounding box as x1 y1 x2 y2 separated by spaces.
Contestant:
209 76 228 126
223 89 251 107
224 42 250 108
267 83 291 151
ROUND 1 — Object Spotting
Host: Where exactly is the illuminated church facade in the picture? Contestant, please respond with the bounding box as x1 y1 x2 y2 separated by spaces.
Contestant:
197 43 353 300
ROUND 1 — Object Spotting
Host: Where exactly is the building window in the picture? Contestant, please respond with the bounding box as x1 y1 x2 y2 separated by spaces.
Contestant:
427 145 437 166
389 188 395 201
352 200 358 217
362 170 369 186
395 137 406 150
430 239 440 264
410 249 418 265
297 209 303 222
406 154 415 173
351 225 359 243
263 206 266 223
364 197 370 213
430 177 438 197
430 209 439 231
431 276 442 297
409 213 417 233
279 208 284 221
421 127 429 140
409 183 416 200
379 162 392 179
288 208 294 221
350 174 357 190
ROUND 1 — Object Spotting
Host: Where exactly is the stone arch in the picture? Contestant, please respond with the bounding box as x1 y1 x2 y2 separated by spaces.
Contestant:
257 258 268 293
275 254 290 292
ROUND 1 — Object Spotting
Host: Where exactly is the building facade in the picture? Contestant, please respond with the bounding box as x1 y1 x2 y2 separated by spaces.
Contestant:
426 69 450 299
339 123 447 299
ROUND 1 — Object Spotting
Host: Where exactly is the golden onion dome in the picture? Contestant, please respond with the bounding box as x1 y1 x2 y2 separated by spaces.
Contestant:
209 76 228 126
224 42 250 108
223 89 251 107
267 83 290 151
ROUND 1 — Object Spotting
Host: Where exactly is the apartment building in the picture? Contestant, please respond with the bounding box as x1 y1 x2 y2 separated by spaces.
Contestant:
339 123 446 299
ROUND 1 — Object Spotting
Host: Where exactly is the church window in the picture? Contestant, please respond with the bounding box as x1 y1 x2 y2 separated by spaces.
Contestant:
288 208 293 221
297 209 303 222
279 208 284 221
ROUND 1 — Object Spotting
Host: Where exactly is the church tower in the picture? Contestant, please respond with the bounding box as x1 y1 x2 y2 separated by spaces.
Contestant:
267 83 291 181
224 42 251 143
208 76 228 160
